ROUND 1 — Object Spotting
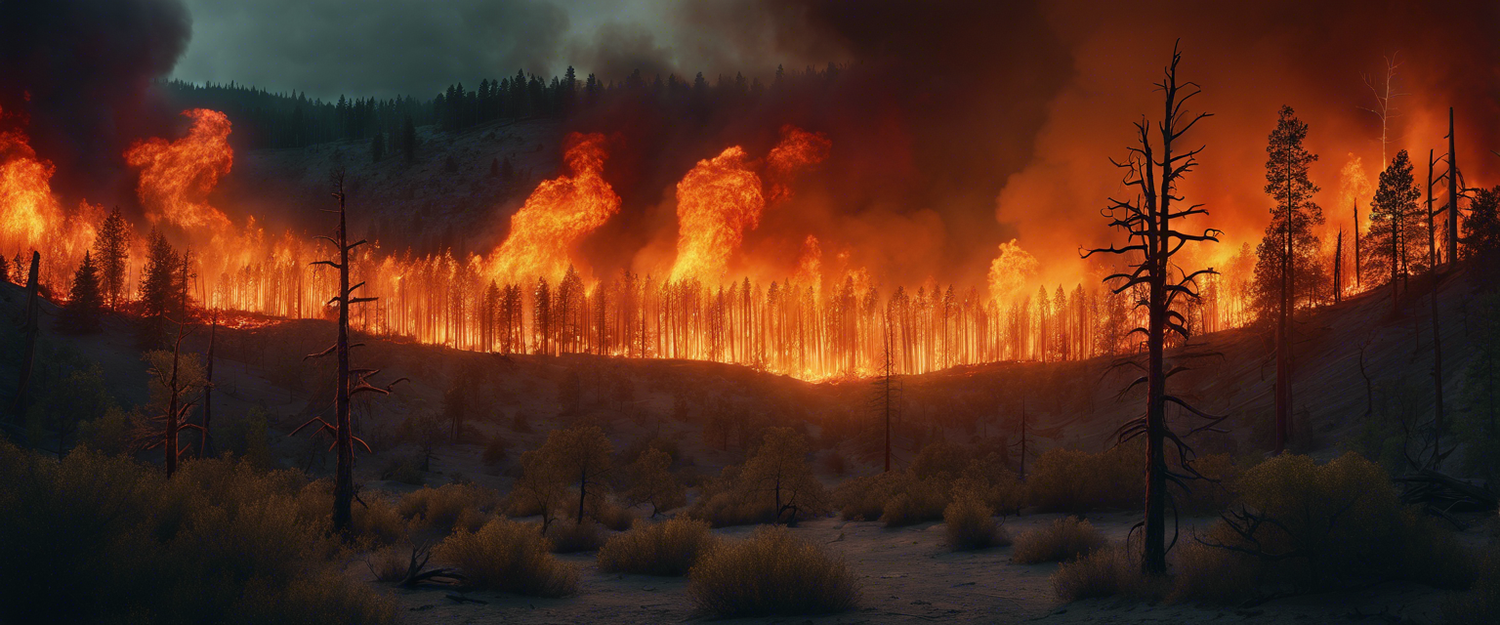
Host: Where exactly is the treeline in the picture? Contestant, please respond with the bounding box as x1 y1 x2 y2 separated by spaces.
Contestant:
161 63 844 150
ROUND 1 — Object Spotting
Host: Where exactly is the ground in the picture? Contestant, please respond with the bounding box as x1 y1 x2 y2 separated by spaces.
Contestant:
383 512 1457 624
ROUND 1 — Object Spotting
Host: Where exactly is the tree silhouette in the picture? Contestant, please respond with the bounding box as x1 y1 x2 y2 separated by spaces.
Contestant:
137 323 205 477
1366 150 1423 313
1082 43 1225 576
293 171 404 535
1254 105 1321 454
95 207 131 310
61 251 103 334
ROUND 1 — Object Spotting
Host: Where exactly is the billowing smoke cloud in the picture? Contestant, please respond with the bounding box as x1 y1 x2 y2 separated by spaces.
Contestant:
0 0 191 205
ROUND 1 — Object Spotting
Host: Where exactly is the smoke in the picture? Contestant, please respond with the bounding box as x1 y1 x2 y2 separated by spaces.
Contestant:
0 0 191 205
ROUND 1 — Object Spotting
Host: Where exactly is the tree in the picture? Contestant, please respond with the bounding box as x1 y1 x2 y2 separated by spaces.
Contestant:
12 251 39 421
625 447 685 517
1461 186 1500 270
61 251 103 334
1360 54 1405 167
1253 105 1322 454
293 172 403 535
1365 150 1423 313
138 228 179 345
1081 44 1224 576
95 207 131 310
512 449 568 532
535 425 613 524
137 324 205 477
741 427 826 525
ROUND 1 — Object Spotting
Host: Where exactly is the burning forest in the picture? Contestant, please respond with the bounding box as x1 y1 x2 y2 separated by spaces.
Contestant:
2 1 1499 624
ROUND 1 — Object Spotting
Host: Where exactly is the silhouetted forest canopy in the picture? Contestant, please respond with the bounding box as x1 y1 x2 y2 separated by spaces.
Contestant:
162 63 839 149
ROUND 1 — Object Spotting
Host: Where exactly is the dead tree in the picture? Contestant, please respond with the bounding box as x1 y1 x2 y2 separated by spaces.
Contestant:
294 172 405 535
1361 53 1406 167
1334 229 1343 304
200 311 217 458
142 322 203 477
1446 108 1459 265
1082 43 1225 576
1425 149 1453 470
870 309 902 472
11 251 39 424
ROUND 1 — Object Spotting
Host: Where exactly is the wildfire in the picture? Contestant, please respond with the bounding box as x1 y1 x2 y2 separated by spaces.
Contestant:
124 109 234 233
485 132 620 285
0 117 64 253
988 239 1039 305
670 146 766 283
766 125 832 202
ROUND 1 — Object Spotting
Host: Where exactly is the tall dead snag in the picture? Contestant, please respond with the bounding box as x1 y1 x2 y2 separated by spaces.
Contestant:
141 322 203 477
1082 43 1224 576
870 306 901 472
1446 108 1459 265
11 251 39 422
295 172 404 535
200 311 216 458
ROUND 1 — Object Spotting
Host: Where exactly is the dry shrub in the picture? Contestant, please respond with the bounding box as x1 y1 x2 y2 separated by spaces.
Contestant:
352 494 409 546
687 444 828 528
1176 452 1240 515
597 518 717 576
1052 543 1163 602
398 483 499 535
835 472 900 521
944 496 1010 550
1444 544 1500 624
1011 516 1106 564
688 526 858 617
1171 453 1473 603
547 519 605 553
910 440 972 481
588 497 638 531
1027 444 1141 513
0 443 397 624
365 545 412 583
437 518 578 596
880 478 950 527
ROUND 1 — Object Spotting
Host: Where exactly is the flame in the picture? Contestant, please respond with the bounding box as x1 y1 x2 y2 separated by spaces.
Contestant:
794 234 822 293
0 119 64 252
486 132 620 285
124 109 234 233
766 125 831 202
670 146 766 283
1338 153 1373 230
988 239 1038 305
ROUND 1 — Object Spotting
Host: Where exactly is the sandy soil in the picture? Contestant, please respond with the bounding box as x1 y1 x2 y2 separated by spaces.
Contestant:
381 512 1452 625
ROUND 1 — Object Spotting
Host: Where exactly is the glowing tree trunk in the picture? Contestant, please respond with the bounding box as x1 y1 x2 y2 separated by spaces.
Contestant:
295 172 403 535
1083 43 1224 576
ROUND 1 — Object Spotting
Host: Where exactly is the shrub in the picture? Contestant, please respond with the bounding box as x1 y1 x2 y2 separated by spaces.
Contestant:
688 430 830 527
482 435 508 467
835 472 900 521
437 518 578 596
1027 444 1141 513
1011 516 1106 564
365 545 413 583
598 518 717 576
1172 453 1473 603
352 494 409 546
588 497 638 531
398 483 499 535
624 447 686 517
880 478 950 527
910 440 972 481
1444 544 1500 624
688 526 858 617
547 520 605 553
0 443 399 624
1053 543 1162 602
944 496 1010 550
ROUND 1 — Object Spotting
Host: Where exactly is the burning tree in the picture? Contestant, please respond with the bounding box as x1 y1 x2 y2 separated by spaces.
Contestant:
293 172 404 535
1082 44 1224 576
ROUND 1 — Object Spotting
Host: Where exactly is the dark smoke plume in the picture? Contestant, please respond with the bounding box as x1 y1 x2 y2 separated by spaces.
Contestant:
0 0 190 205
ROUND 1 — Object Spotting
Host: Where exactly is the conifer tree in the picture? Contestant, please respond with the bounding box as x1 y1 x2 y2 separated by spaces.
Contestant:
1365 150 1423 313
61 251 103 334
95 207 131 310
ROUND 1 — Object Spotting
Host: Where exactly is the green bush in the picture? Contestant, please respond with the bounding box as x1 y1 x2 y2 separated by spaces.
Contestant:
1011 516 1106 564
598 518 717 576
437 518 578 597
688 526 858 617
944 496 1010 551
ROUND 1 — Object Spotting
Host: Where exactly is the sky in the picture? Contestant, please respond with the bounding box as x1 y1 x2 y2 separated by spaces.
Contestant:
170 0 838 100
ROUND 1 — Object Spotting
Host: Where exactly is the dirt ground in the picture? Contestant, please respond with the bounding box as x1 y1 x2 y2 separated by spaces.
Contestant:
381 511 1455 625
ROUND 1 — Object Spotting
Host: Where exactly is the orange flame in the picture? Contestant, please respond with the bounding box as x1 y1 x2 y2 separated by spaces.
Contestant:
988 238 1038 305
486 132 620 284
0 119 64 252
670 146 765 283
766 125 831 202
124 109 234 233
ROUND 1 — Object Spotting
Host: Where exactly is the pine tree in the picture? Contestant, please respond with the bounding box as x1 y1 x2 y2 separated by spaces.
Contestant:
1365 149 1423 312
138 229 179 345
96 207 131 310
1461 186 1500 270
1253 105 1321 454
61 251 103 333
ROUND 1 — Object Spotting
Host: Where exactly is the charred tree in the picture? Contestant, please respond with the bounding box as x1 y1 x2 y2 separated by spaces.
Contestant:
294 172 405 535
1446 108 1459 265
1425 150 1448 469
200 312 217 458
1082 43 1225 576
141 322 203 477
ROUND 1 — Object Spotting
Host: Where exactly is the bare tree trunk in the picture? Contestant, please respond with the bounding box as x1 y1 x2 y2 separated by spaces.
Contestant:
333 188 354 534
1446 108 1459 266
1426 150 1445 468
